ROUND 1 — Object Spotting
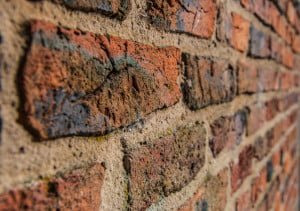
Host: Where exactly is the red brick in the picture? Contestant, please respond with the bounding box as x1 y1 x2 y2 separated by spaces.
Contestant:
22 20 181 139
249 25 270 58
209 109 247 157
35 0 131 20
246 104 266 136
182 54 236 109
281 47 294 68
178 168 228 211
292 35 300 53
231 13 250 52
251 168 267 204
265 98 279 121
270 37 282 63
287 2 297 26
237 59 257 94
124 123 206 210
253 129 274 161
280 72 295 90
218 11 250 52
236 190 251 211
231 145 255 192
0 163 105 210
147 0 217 38
257 67 279 92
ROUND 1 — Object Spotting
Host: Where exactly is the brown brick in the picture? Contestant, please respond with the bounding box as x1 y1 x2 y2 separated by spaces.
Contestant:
249 25 270 58
270 37 282 63
237 59 258 94
35 0 131 20
292 35 300 53
182 54 236 110
281 47 294 69
251 168 267 204
218 11 250 52
178 168 228 211
231 145 255 192
230 12 250 52
0 163 105 210
125 123 206 210
147 0 217 38
246 104 266 136
287 2 297 26
22 20 181 139
257 67 279 92
209 109 247 157
236 190 251 211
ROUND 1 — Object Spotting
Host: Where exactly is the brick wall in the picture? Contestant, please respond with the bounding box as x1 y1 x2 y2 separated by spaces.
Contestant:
0 0 299 210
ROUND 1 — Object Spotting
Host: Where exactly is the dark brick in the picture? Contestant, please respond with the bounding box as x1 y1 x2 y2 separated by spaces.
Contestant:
22 20 181 139
147 0 217 38
209 109 247 157
237 59 257 94
231 145 255 192
34 0 131 20
236 190 251 211
0 163 105 210
217 9 250 52
182 54 236 110
178 168 228 211
249 25 270 58
124 123 206 210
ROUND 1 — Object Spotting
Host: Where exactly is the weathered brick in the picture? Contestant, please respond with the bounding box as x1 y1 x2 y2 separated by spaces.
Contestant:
270 37 282 63
22 20 181 139
178 168 228 211
231 145 255 192
209 109 247 157
287 2 297 26
257 67 279 92
237 59 257 94
147 0 217 38
251 168 267 204
0 163 105 210
218 11 250 52
249 25 270 58
124 123 206 210
292 35 300 53
253 129 275 161
182 54 236 110
236 190 251 211
265 98 279 121
34 0 131 20
246 104 266 136
281 47 294 68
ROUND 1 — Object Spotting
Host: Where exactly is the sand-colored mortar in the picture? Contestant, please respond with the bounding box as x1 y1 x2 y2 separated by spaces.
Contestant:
0 0 299 210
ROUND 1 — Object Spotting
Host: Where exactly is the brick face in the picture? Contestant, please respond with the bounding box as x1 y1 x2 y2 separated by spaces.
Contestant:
231 145 255 192
209 109 247 157
0 163 105 210
178 168 228 211
147 0 217 38
182 54 236 110
1 0 300 210
124 123 206 210
218 10 250 52
22 20 181 139
249 25 270 58
34 0 131 20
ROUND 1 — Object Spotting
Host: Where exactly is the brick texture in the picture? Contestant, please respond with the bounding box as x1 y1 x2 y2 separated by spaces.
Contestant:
147 0 217 38
34 0 131 20
178 168 228 211
22 20 181 139
182 54 236 110
0 163 105 210
1 0 300 210
124 123 206 210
